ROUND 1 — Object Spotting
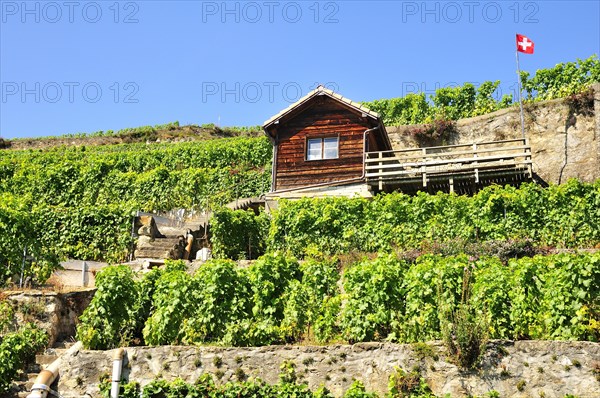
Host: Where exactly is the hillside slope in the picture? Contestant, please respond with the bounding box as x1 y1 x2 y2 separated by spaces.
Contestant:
1 123 262 151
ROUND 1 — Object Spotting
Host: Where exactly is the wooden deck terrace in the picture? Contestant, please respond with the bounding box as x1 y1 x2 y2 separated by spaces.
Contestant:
364 139 533 194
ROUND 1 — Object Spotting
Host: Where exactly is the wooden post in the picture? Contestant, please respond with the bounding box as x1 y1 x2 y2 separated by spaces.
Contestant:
525 138 533 178
421 148 427 187
473 143 479 183
19 247 26 288
378 152 383 191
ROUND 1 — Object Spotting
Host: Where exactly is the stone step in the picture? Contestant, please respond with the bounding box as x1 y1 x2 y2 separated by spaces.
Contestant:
161 233 188 239
137 238 183 248
44 347 68 356
51 340 76 349
137 245 175 253
155 236 183 242
35 354 58 365
25 373 38 390
135 249 177 260
139 245 177 254
136 248 172 256
136 234 189 260
18 345 73 395
159 222 206 234
14 372 38 393
15 345 74 397
18 372 38 383
145 240 182 249
25 363 41 373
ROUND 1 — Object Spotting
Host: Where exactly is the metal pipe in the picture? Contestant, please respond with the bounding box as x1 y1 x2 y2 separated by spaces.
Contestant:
110 348 125 398
27 342 83 398
362 126 380 178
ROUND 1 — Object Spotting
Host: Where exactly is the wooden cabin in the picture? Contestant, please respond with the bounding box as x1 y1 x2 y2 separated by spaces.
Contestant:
263 85 392 195
263 86 532 200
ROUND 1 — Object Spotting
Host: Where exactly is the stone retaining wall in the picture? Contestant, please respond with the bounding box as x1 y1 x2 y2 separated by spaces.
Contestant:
58 341 600 398
6 289 95 347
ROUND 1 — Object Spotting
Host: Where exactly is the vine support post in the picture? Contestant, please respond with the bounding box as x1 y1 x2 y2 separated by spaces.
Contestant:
19 246 26 288
128 212 138 262
248 235 252 261
204 195 211 241
82 261 88 287
235 178 239 208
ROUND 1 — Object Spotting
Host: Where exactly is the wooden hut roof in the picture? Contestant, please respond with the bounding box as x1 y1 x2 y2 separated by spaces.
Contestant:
263 85 391 150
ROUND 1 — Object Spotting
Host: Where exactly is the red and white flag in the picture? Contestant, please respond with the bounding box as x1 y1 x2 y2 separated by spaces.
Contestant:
516 34 534 54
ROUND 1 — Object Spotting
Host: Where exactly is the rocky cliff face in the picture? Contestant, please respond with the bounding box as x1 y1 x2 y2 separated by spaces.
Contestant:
58 341 600 398
387 84 600 185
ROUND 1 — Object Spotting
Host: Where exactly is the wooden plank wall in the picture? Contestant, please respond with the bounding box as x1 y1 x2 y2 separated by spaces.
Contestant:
274 97 373 190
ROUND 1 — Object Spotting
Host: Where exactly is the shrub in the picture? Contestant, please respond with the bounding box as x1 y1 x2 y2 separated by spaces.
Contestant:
408 119 457 146
0 323 48 393
440 266 489 370
343 380 378 398
0 195 60 286
400 255 464 342
76 251 600 348
388 367 436 398
363 55 599 126
142 268 196 345
269 181 600 257
77 265 138 349
182 259 250 343
211 208 270 260
441 302 488 370
341 254 405 342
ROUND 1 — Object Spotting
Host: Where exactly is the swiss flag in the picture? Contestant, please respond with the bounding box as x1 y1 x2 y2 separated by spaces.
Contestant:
516 34 534 54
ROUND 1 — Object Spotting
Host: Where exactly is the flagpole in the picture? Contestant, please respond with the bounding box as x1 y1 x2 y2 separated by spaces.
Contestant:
515 46 526 139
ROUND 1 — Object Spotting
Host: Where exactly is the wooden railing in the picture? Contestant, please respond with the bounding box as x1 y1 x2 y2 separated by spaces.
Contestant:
365 139 532 190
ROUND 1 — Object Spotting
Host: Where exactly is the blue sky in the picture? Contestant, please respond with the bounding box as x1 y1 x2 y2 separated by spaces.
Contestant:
1 0 599 138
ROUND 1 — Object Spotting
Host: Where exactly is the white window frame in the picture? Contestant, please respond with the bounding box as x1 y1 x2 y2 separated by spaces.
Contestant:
306 136 339 161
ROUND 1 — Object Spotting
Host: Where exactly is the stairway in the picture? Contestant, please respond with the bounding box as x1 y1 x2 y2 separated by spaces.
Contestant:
226 197 264 211
134 236 186 260
13 342 73 397
133 210 211 261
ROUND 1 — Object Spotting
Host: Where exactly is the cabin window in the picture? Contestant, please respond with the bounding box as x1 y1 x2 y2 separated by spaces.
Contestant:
306 137 339 160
